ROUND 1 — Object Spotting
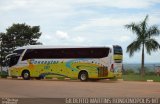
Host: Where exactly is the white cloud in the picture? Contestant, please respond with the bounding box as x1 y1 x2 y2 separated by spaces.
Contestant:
73 16 141 31
103 0 154 9
55 30 69 39
40 30 86 45
72 36 85 43
0 0 159 13
72 0 159 9
55 30 86 43
118 35 131 42
0 0 33 11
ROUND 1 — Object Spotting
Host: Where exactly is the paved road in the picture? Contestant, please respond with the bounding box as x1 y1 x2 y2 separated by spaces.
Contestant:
0 79 160 98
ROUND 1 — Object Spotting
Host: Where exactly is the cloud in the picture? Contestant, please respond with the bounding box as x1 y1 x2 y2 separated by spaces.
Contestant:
72 16 140 31
0 0 33 11
71 13 160 46
1 0 159 13
55 30 86 43
73 0 160 9
118 35 132 42
40 30 86 45
55 30 69 39
72 36 85 43
103 0 156 9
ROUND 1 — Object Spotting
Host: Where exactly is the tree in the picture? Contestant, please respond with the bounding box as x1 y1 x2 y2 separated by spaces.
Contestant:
5 23 42 47
125 15 160 77
0 33 8 66
0 23 42 66
0 33 5 70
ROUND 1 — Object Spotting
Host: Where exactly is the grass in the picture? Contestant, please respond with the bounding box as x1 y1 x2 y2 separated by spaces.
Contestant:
123 74 160 82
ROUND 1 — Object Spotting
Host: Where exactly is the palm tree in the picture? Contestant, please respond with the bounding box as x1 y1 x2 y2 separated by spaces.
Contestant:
125 15 160 77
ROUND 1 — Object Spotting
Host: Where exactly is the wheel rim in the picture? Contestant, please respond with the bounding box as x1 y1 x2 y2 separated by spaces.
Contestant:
81 73 87 81
24 73 29 79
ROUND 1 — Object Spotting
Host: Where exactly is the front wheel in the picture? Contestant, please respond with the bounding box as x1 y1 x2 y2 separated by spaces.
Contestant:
79 72 88 81
22 70 30 80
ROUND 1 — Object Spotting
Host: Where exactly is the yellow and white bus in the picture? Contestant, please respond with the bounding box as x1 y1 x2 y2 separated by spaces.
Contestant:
6 45 123 81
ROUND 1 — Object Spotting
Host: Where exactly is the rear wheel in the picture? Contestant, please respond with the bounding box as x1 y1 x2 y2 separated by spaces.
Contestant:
22 70 30 80
79 71 88 81
36 75 44 80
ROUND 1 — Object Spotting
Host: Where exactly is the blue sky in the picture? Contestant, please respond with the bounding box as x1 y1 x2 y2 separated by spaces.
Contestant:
0 0 160 63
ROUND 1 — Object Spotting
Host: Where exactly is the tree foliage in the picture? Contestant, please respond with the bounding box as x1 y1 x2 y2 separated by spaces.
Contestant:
125 15 160 77
0 23 42 65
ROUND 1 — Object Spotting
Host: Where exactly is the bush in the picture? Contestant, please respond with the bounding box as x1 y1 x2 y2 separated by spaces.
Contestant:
0 71 8 78
123 69 136 75
137 67 157 76
146 71 156 76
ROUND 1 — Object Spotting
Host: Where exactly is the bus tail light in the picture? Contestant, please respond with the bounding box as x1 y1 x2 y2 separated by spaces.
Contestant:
110 64 114 72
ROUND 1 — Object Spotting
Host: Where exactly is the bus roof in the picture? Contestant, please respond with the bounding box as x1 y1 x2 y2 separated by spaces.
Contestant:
15 45 115 50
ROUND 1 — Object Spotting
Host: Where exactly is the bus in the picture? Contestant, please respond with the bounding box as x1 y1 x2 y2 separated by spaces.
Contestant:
5 45 123 81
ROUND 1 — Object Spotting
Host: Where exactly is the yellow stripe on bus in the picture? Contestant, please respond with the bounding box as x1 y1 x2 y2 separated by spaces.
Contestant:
114 55 122 60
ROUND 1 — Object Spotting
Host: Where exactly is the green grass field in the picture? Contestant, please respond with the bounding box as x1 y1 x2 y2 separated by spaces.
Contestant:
123 75 160 82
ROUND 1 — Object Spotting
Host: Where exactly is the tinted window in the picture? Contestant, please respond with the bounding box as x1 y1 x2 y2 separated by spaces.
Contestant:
9 55 20 67
22 48 109 60
113 46 123 63
113 46 122 55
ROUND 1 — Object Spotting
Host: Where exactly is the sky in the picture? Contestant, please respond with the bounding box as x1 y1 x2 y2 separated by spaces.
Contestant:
0 0 160 63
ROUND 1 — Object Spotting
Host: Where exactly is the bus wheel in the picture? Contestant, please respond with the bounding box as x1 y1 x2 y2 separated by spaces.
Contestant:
22 70 30 80
36 75 44 80
79 71 88 81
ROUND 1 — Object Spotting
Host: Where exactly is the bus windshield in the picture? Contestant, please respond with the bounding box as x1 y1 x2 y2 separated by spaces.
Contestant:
113 45 123 63
5 53 21 67
113 46 122 55
5 49 24 67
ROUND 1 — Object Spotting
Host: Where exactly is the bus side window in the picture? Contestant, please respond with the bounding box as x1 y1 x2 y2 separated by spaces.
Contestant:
22 49 34 60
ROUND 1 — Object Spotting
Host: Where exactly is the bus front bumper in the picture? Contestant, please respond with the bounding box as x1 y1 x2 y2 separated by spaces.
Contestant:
114 73 122 79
